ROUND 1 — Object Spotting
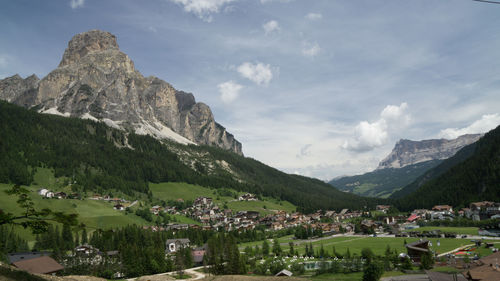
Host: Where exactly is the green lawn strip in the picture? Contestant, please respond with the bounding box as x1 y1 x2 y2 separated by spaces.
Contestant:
311 272 364 281
430 266 461 274
403 226 479 236
171 214 201 225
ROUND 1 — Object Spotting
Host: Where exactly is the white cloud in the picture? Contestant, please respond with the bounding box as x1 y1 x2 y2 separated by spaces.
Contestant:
218 81 243 103
343 103 411 152
296 144 312 159
0 55 7 68
70 0 85 9
262 20 280 35
305 13 322 20
237 62 274 85
439 113 500 139
302 41 321 57
170 0 237 22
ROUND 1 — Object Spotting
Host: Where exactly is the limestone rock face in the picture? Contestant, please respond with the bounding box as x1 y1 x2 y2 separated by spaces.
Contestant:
377 134 482 169
0 30 242 155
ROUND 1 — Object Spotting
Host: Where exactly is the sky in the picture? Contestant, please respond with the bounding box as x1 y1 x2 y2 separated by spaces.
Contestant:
1 0 500 180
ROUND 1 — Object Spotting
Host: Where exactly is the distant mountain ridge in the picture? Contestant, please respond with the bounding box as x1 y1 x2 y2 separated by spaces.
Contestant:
329 134 482 198
394 125 500 210
0 30 242 155
377 134 482 169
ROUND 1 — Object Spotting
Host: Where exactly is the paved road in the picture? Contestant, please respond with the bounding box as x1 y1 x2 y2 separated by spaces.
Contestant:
381 274 430 281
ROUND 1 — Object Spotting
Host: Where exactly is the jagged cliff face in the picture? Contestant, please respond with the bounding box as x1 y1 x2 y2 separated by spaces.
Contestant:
0 30 242 155
377 134 482 169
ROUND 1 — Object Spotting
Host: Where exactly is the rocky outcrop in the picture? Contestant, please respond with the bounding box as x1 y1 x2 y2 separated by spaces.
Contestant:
0 30 242 155
377 134 482 169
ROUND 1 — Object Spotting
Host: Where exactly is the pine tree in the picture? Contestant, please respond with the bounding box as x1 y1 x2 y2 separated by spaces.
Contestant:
81 228 88 244
262 240 269 257
272 239 282 256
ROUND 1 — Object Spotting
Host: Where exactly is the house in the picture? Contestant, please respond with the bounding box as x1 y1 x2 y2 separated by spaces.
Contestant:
376 205 391 213
407 214 421 223
45 191 55 198
12 255 64 275
54 192 67 199
7 251 51 264
464 250 500 280
37 189 49 197
166 238 190 254
470 201 500 221
275 269 293 277
405 240 431 263
238 193 257 201
192 245 207 266
114 204 125 211
75 244 99 255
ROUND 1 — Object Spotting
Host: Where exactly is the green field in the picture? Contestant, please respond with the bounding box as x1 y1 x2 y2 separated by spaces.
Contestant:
403 226 479 235
240 235 495 257
150 182 296 215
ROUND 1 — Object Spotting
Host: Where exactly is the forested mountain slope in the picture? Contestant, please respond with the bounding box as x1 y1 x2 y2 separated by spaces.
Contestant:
329 160 442 198
0 101 380 212
394 125 500 210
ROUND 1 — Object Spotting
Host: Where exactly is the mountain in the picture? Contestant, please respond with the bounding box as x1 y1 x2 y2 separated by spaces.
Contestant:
0 100 381 213
329 160 442 198
377 134 481 169
0 30 242 155
329 134 481 198
394 125 500 211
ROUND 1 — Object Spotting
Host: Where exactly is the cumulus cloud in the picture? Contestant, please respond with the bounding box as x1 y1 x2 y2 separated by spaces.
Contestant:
305 13 322 20
262 20 280 35
170 0 237 22
218 81 243 104
302 41 321 57
343 103 410 152
70 0 85 9
237 62 273 85
439 113 500 139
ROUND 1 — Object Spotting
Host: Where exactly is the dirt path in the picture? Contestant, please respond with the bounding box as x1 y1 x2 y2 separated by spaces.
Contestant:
127 266 206 281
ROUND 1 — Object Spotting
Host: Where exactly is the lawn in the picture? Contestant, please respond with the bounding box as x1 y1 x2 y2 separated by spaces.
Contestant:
403 226 479 235
241 235 495 257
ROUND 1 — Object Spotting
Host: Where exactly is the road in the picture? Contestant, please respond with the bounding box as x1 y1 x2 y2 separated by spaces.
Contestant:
126 266 206 281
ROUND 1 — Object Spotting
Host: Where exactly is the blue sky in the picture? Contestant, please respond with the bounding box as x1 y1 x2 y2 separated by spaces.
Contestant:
1 0 500 180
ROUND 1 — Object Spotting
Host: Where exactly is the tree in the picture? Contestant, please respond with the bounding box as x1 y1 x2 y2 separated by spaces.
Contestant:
362 262 384 281
361 247 374 263
272 239 282 256
0 185 78 233
288 242 294 257
262 240 270 257
420 252 434 270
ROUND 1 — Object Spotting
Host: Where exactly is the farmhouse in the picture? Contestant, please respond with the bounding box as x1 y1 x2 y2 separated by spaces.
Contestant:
166 238 190 254
405 240 431 263
12 256 64 275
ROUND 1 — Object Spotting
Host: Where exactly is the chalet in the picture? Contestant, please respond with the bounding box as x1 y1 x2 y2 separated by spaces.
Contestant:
12 256 64 275
37 189 49 197
166 238 190 254
194 197 212 206
405 240 431 262
7 251 51 264
407 214 421 223
192 245 207 266
376 205 391 213
113 204 125 211
464 250 500 280
238 193 257 201
45 191 55 198
54 192 67 199
150 205 163 215
275 269 293 277
75 244 99 255
470 201 500 221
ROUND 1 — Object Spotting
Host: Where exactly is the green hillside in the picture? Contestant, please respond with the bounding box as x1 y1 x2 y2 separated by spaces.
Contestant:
329 160 442 198
0 100 382 213
150 182 296 215
394 125 500 210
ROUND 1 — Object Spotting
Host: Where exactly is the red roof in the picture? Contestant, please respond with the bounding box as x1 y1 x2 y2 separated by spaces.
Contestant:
407 214 420 222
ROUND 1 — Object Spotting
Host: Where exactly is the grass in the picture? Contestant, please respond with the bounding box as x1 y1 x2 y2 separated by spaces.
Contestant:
403 226 479 235
311 272 363 281
150 182 296 215
241 235 497 257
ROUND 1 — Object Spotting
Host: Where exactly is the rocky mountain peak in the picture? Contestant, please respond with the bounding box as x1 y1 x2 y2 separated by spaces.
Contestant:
377 134 482 170
59 30 119 67
0 30 243 155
